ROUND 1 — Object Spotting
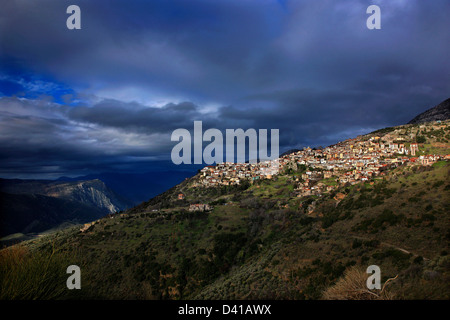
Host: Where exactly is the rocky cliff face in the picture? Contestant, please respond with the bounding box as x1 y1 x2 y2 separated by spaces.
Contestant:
408 98 450 124
0 178 130 214
0 178 133 238
42 179 129 213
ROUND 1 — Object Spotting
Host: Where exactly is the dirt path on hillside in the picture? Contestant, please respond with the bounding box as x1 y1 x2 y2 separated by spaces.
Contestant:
351 235 430 261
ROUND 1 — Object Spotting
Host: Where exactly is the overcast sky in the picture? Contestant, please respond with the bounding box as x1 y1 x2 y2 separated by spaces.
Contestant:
0 0 449 178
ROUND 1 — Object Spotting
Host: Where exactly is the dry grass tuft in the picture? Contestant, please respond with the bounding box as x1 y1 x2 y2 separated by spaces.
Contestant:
0 243 76 300
322 266 396 300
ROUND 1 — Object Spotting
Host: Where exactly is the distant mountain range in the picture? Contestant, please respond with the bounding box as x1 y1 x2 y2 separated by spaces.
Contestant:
0 178 132 211
408 98 450 124
0 178 131 239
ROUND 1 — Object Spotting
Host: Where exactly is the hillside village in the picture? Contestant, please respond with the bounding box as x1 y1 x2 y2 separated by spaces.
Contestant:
192 120 450 200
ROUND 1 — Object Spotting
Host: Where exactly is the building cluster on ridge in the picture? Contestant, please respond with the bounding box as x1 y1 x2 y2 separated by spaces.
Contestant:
193 121 450 199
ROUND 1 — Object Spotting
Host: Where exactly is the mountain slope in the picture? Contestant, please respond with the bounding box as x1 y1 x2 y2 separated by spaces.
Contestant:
14 160 449 300
0 178 133 241
408 98 450 124
0 192 105 237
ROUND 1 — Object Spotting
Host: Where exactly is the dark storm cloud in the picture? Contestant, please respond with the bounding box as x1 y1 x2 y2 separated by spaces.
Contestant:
0 96 238 178
0 96 175 178
0 0 449 178
0 0 285 103
68 100 207 134
1 0 448 105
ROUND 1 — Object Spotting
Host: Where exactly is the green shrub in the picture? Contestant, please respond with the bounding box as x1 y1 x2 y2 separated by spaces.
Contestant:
352 239 363 249
416 136 426 143
353 209 404 233
432 181 444 188
372 248 411 269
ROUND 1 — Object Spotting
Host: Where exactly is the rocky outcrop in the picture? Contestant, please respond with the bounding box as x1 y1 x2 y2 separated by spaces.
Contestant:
42 179 129 213
0 178 133 238
0 178 130 214
408 98 450 124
